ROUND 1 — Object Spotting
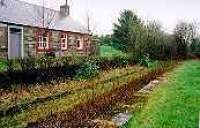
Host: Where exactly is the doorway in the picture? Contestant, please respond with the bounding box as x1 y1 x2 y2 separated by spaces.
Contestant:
8 26 23 59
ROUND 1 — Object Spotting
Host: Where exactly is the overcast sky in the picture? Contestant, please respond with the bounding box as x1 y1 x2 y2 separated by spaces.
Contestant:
22 0 200 35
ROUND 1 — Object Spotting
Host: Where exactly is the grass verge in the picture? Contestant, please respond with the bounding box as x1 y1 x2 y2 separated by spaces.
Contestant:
125 60 200 128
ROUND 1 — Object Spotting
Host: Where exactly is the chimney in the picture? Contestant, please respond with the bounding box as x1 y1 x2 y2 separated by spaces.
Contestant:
60 0 70 16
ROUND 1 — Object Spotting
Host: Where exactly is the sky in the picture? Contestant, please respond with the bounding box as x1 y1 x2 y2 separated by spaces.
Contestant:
22 0 200 35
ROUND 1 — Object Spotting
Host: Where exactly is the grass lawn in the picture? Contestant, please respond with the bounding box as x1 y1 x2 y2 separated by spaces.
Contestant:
125 60 200 128
100 45 126 57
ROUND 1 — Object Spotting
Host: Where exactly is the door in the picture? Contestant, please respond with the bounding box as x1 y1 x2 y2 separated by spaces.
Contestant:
9 27 22 59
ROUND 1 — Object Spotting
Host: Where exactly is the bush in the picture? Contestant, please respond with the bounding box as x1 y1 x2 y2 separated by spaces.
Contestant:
139 54 151 67
19 58 36 71
0 59 8 71
0 55 133 89
75 58 100 79
113 56 129 67
96 56 131 70
5 60 14 73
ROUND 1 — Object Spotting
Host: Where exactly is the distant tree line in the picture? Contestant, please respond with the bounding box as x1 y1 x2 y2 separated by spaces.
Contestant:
99 9 200 61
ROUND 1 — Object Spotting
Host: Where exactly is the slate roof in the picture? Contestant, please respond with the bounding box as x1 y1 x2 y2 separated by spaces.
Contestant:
0 0 88 34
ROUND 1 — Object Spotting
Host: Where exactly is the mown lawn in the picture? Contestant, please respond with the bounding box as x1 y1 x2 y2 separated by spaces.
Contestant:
125 60 200 128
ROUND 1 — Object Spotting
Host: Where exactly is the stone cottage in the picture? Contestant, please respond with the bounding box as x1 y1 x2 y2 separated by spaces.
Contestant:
0 0 91 59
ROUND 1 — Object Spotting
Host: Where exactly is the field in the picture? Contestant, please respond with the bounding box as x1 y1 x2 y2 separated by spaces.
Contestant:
125 60 200 128
100 45 126 57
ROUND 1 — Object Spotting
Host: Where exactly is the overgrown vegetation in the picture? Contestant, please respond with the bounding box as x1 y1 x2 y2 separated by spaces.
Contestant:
75 58 100 79
0 66 140 118
0 59 7 71
0 55 134 89
0 61 175 128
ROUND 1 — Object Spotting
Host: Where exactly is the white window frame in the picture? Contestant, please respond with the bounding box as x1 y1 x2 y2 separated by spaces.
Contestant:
76 37 84 50
60 33 68 50
37 34 49 50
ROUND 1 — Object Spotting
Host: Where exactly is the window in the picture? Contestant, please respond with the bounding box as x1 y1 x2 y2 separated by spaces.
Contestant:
76 37 83 50
37 32 50 51
60 33 68 50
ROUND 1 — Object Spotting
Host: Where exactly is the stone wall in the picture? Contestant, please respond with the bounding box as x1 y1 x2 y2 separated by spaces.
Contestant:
0 25 91 59
23 26 91 58
23 27 38 58
0 23 7 59
65 33 90 56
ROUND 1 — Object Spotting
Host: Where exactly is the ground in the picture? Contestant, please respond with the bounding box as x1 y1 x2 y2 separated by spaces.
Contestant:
125 60 200 128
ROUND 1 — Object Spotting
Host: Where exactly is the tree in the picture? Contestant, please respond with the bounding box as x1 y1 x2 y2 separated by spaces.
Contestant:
173 22 196 58
190 38 200 56
112 9 141 53
98 35 112 46
134 20 174 60
112 10 174 61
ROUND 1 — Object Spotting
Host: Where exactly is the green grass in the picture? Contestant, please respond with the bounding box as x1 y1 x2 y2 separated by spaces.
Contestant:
100 45 126 57
125 60 200 128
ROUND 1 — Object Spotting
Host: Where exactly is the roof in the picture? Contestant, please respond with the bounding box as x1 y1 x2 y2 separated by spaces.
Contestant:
0 0 88 34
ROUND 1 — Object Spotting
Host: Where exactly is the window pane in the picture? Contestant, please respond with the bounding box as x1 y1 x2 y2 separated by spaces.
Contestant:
43 37 46 42
39 37 42 42
77 40 80 47
61 35 67 50
62 39 65 43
